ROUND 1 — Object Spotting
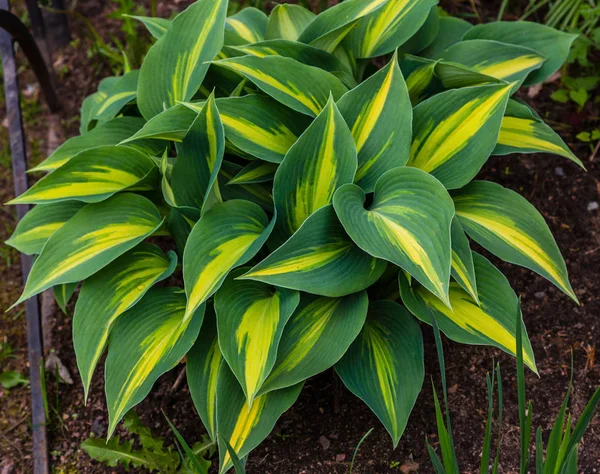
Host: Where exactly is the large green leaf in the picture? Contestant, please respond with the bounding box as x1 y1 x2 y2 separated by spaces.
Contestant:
92 70 139 122
272 97 357 245
187 307 222 441
224 7 268 46
336 301 424 446
228 161 278 185
128 15 171 39
337 53 412 192
12 193 163 307
407 83 512 189
333 166 454 305
259 291 368 395
452 180 577 301
242 205 386 297
399 252 537 372
6 201 84 255
265 4 315 41
8 146 157 205
215 269 299 404
450 218 478 304
213 55 347 117
105 287 205 437
346 0 438 59
73 243 177 399
137 0 227 118
120 104 198 143
463 21 577 85
216 364 302 474
183 200 274 322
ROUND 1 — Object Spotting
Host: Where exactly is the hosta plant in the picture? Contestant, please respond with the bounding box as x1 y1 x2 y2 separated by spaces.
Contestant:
7 0 583 471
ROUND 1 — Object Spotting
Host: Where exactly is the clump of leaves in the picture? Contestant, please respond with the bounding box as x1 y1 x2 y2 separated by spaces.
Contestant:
7 0 584 471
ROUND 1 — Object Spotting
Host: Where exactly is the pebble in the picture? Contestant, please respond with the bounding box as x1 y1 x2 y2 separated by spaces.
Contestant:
588 201 598 211
554 167 565 176
335 454 346 462
535 291 546 300
319 435 330 450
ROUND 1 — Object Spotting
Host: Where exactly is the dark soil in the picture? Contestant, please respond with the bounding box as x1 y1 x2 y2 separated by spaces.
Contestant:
1 1 599 473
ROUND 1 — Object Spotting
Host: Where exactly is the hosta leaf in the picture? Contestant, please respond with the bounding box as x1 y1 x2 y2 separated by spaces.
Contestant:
242 206 386 297
398 5 439 55
407 83 512 189
73 243 177 399
266 4 315 41
259 291 368 395
213 55 347 117
272 97 357 245
224 8 268 46
183 200 274 321
337 53 412 192
219 163 274 214
12 193 163 310
216 364 302 474
420 16 472 58
494 99 582 167
105 287 205 437
137 0 227 119
399 252 537 372
128 15 171 39
215 269 299 404
333 167 454 305
6 201 84 255
402 55 438 105
450 218 478 304
463 21 577 85
346 0 438 59
8 146 157 205
228 161 277 185
31 117 163 173
92 70 139 122
187 307 222 441
434 60 502 90
170 94 224 213
336 301 424 447
120 104 198 143
453 180 577 302
298 0 388 53
54 282 77 314
434 39 545 90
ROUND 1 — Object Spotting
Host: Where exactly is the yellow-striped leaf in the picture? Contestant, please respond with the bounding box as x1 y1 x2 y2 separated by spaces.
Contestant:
337 53 412 192
216 364 302 474
12 193 163 308
494 99 583 167
183 200 274 322
225 7 268 46
346 0 438 59
228 161 277 185
265 4 315 41
336 300 424 447
73 243 177 399
453 180 577 302
219 162 274 214
450 218 478 303
213 55 347 117
215 268 299 404
6 201 84 255
401 55 439 105
128 15 171 39
272 97 357 245
187 306 222 441
434 39 546 90
333 166 454 305
120 104 199 144
137 0 227 119
92 70 139 122
259 292 368 395
407 83 512 189
105 287 205 437
242 205 386 297
399 252 537 372
8 146 157 205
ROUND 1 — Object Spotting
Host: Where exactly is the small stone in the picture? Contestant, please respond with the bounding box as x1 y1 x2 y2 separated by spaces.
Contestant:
400 461 420 473
588 201 599 211
319 435 331 450
91 417 106 436
335 454 346 462
534 291 546 300
554 167 565 176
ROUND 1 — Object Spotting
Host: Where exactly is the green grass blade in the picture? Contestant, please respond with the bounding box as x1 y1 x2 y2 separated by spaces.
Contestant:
536 426 544 473
426 438 447 474
492 363 503 473
219 435 247 474
480 370 495 474
164 413 209 474
349 428 374 474
516 302 531 473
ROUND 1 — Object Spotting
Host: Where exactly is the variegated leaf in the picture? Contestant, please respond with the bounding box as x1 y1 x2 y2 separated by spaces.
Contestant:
402 55 438 105
225 7 268 46
219 162 274 214
398 5 439 55
105 287 205 437
259 291 368 395
215 268 299 404
8 146 157 205
121 104 199 144
242 205 386 297
6 201 84 255
272 97 357 245
92 70 139 122
73 243 177 399
333 166 454 305
12 193 163 307
407 83 512 189
453 180 577 301
399 252 537 371
336 301 424 447
137 0 227 118
128 15 171 39
450 218 478 303
337 53 412 192
265 4 315 41
228 161 278 185
54 282 77 314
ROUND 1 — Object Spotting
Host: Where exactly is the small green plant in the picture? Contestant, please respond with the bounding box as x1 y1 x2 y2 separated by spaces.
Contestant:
0 370 29 389
6 0 586 471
